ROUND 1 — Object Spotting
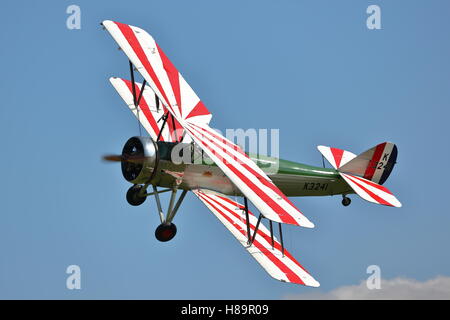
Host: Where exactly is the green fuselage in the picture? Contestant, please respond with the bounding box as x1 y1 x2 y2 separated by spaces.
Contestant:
261 157 352 197
153 143 352 197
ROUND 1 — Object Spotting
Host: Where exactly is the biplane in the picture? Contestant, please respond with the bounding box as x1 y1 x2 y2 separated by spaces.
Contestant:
101 20 401 287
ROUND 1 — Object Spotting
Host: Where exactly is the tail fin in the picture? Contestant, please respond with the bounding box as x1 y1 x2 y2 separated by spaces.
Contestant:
318 142 401 207
338 142 397 185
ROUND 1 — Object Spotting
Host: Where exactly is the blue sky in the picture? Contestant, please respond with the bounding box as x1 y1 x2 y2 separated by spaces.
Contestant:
1 0 449 299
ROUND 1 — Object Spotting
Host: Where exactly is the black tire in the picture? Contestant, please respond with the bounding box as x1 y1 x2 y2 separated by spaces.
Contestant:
155 223 177 242
342 197 351 207
126 185 146 206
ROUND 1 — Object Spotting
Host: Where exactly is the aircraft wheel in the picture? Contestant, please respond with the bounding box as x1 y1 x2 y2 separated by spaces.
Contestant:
155 223 177 242
342 196 351 207
126 185 146 206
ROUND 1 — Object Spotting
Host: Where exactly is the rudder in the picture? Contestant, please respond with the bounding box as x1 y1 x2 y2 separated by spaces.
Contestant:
338 142 397 185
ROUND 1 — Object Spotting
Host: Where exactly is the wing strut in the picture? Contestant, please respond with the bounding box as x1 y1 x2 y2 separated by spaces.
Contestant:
155 93 160 111
269 220 274 250
243 198 275 248
249 214 262 246
156 112 169 141
243 197 251 244
278 223 285 257
170 114 178 141
128 60 147 136
129 60 137 105
136 80 147 106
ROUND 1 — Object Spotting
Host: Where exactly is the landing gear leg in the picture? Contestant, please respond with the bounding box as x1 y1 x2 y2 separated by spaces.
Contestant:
152 185 187 242
342 195 351 207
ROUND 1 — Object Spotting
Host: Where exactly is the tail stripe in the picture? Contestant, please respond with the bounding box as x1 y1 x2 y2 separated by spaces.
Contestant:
363 142 386 181
348 174 393 195
330 148 344 168
340 172 402 207
378 144 398 185
317 146 356 169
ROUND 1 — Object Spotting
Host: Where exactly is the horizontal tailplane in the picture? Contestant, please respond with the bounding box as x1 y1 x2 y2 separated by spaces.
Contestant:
339 172 401 207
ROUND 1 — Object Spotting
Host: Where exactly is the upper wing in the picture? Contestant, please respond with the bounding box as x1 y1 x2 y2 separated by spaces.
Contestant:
193 189 319 287
109 77 186 142
103 20 212 127
103 20 313 228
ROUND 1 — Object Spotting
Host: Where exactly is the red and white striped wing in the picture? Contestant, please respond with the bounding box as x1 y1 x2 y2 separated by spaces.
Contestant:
185 123 314 227
317 145 357 169
339 173 402 207
109 77 187 142
193 190 320 287
103 20 313 228
103 20 212 127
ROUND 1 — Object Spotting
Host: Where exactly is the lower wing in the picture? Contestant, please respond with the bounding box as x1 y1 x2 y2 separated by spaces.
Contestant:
193 189 319 287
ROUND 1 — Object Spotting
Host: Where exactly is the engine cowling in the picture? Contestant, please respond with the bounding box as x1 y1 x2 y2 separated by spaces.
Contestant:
121 136 159 184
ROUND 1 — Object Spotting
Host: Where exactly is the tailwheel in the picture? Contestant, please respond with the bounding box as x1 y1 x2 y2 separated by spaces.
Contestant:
155 223 177 242
126 184 147 206
342 196 351 207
